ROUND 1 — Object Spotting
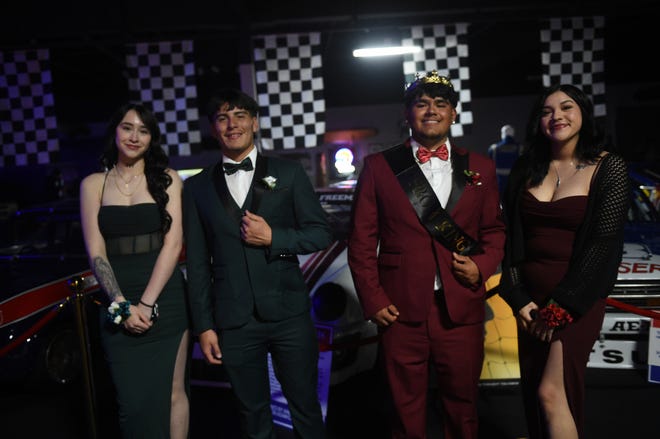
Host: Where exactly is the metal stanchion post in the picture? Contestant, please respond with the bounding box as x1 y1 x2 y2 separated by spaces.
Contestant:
68 275 98 439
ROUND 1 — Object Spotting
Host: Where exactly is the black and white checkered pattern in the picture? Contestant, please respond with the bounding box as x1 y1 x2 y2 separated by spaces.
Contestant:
401 23 473 137
253 32 326 150
541 16 606 117
125 40 201 156
0 49 59 167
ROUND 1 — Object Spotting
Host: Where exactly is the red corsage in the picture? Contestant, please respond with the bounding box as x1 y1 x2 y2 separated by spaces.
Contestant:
539 301 573 329
464 169 482 186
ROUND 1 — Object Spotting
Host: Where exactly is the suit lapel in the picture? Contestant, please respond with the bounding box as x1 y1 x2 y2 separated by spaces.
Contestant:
213 163 243 222
383 142 481 255
447 148 468 213
388 142 416 175
249 154 269 213
385 141 468 215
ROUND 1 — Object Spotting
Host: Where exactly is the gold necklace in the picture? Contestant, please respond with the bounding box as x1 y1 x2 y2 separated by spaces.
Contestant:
115 165 142 187
113 166 143 197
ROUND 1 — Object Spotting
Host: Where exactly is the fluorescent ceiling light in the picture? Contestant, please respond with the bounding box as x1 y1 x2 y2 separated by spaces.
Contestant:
353 46 421 58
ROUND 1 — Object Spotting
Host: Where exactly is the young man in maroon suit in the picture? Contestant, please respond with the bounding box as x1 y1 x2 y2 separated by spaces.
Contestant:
347 71 505 439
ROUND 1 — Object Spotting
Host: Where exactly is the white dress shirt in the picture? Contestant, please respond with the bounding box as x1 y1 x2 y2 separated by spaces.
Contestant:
411 139 453 208
223 147 258 207
410 139 453 290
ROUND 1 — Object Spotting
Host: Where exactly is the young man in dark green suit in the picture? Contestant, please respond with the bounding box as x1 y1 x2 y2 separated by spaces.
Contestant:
183 89 332 438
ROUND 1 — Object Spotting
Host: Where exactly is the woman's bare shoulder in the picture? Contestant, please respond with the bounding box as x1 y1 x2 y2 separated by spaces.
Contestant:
165 168 183 188
80 171 107 191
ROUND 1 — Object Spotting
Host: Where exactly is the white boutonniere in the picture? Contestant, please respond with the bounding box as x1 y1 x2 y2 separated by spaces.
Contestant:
262 176 277 190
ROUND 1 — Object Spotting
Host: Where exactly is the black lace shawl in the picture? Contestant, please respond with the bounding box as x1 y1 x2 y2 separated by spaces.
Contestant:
499 153 631 317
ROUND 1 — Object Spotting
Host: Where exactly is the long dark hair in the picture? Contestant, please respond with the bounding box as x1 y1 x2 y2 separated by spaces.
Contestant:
523 84 604 186
100 103 173 234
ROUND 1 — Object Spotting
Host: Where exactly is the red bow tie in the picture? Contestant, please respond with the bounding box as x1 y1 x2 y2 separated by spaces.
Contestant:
416 144 448 163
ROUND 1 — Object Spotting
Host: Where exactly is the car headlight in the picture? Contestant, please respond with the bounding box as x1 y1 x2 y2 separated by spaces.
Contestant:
311 282 347 322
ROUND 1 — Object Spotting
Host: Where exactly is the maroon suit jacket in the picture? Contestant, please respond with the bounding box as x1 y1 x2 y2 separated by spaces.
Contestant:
348 142 505 325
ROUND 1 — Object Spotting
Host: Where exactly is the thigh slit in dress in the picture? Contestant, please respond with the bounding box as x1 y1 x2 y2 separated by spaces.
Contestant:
518 191 605 438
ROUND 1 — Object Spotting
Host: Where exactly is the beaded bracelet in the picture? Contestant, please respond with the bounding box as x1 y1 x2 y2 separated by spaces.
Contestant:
107 300 131 325
150 303 159 321
538 300 573 329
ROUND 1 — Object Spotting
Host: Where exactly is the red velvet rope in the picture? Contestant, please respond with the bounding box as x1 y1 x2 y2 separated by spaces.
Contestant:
0 270 97 358
606 297 660 319
1 271 658 358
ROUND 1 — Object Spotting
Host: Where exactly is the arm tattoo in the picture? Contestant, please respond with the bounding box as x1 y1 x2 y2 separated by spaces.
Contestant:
92 256 123 301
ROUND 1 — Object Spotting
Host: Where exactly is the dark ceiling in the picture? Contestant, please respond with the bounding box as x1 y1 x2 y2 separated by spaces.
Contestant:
2 1 659 127
2 1 657 48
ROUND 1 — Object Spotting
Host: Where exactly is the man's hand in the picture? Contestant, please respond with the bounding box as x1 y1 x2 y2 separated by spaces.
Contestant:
199 329 223 365
371 304 400 327
451 252 481 287
241 210 272 246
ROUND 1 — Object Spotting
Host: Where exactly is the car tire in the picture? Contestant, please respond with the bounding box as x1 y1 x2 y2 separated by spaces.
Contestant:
26 327 82 390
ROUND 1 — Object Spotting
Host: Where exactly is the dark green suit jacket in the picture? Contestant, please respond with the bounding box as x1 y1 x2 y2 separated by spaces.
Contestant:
183 153 332 333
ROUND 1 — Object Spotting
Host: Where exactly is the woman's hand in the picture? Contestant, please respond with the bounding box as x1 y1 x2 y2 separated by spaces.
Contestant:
123 304 153 334
518 302 554 342
137 301 156 321
517 301 539 332
528 318 554 342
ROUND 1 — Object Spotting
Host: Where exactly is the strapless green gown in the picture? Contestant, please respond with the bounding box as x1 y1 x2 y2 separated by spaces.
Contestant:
98 203 189 438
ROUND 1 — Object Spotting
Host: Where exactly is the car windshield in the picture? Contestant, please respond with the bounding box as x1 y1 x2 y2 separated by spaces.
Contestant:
317 189 354 241
627 163 660 222
629 185 659 222
622 163 660 254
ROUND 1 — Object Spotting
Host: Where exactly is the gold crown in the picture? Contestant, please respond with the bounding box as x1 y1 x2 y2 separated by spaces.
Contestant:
406 70 454 91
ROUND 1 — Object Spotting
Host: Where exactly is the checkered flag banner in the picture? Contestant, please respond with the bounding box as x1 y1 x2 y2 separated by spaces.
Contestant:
402 23 472 137
253 32 326 150
126 40 201 156
540 16 606 117
0 49 59 167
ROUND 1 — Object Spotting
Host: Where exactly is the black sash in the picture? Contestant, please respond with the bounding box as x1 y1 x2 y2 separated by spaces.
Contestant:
383 144 483 256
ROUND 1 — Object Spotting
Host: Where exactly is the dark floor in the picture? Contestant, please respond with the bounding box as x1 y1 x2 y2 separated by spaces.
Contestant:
1 365 657 438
